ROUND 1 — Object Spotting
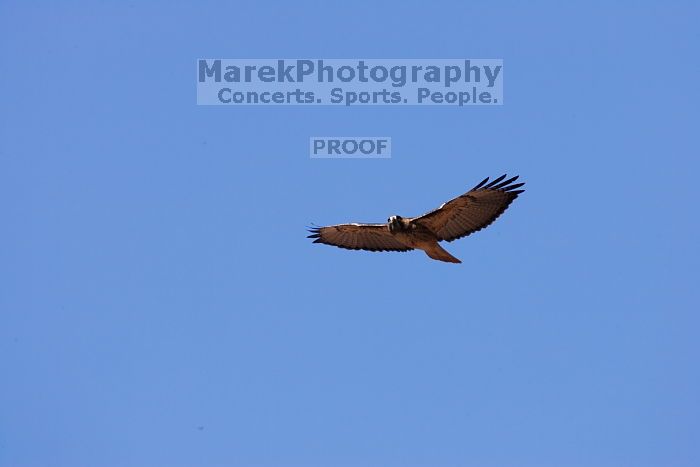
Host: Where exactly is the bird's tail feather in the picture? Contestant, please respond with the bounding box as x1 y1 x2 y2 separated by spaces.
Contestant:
424 244 462 264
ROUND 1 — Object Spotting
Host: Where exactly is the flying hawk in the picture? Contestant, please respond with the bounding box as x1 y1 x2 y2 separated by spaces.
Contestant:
307 174 524 263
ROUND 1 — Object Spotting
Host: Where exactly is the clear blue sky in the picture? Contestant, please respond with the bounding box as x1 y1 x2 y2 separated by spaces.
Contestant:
1 1 699 466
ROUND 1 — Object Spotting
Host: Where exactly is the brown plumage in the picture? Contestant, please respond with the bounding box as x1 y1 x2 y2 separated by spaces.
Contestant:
307 174 525 263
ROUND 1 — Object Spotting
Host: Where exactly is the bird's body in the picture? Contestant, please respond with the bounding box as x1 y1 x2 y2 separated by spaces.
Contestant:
308 174 525 264
386 215 462 263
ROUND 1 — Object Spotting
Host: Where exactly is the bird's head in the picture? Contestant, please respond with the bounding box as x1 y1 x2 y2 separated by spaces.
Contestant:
387 215 403 233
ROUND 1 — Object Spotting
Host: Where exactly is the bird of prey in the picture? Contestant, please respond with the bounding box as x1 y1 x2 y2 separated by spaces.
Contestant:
307 174 524 264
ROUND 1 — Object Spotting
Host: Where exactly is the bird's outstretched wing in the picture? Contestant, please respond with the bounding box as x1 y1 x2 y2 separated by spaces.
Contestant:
307 223 412 252
411 174 525 242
